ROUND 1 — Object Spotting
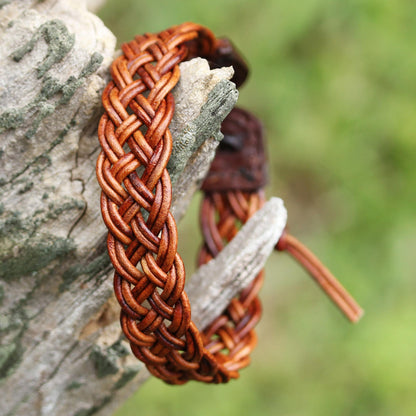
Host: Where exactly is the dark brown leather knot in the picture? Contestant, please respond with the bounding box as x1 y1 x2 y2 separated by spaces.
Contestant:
202 107 268 192
209 38 249 88
185 31 248 88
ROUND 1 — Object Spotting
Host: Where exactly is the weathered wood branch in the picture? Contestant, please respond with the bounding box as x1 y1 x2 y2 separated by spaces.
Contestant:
0 2 287 415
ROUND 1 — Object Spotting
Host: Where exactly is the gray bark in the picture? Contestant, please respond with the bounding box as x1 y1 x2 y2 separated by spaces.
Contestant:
0 1 287 415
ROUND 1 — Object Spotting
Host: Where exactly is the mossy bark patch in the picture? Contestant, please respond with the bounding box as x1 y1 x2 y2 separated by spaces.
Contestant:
113 367 139 390
0 52 103 139
0 0 12 10
168 79 237 187
0 285 4 306
0 329 25 380
60 252 110 292
89 339 131 379
0 19 103 139
89 345 120 379
73 396 111 416
65 380 84 391
10 20 75 78
0 236 75 281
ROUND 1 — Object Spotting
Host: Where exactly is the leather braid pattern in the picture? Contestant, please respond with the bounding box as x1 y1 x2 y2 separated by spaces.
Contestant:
96 23 262 384
198 189 265 374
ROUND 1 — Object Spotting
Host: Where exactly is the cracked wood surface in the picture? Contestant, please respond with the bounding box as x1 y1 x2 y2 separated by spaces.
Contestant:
0 2 287 415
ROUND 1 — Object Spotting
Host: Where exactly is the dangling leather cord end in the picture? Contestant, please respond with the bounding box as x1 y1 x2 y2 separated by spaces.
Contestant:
276 229 364 323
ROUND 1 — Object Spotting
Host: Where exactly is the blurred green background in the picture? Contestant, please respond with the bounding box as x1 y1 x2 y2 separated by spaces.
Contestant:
98 1 416 415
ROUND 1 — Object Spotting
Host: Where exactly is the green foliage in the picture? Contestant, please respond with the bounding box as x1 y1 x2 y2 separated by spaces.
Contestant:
98 1 416 415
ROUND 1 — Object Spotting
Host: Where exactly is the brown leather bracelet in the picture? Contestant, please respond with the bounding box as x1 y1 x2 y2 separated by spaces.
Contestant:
96 22 258 384
96 22 362 385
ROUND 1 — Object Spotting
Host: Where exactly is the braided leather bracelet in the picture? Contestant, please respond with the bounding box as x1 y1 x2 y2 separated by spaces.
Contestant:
96 22 362 385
